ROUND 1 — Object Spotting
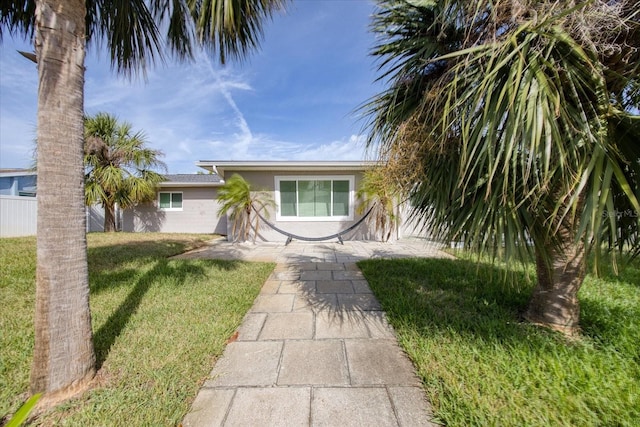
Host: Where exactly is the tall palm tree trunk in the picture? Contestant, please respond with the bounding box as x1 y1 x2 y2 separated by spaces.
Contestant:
31 0 96 397
103 202 117 232
525 226 586 334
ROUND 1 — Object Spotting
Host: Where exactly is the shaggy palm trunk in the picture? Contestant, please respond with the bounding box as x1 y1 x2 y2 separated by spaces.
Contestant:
103 202 116 232
31 0 96 398
525 228 586 334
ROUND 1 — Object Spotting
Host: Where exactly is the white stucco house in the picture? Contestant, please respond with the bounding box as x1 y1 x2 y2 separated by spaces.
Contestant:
199 160 377 242
125 160 418 242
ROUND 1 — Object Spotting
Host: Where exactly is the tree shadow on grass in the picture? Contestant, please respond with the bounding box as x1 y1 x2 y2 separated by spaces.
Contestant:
357 257 544 344
92 258 242 368
358 257 639 347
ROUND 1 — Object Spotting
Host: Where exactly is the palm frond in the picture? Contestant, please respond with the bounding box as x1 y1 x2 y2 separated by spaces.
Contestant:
365 0 640 268
83 112 166 214
217 173 274 242
0 0 35 40
188 0 287 64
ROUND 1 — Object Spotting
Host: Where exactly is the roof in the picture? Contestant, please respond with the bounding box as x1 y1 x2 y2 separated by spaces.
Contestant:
160 173 223 187
0 168 37 177
196 160 378 176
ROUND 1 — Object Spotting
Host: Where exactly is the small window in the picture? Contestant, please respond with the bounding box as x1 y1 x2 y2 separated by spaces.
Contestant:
159 192 182 210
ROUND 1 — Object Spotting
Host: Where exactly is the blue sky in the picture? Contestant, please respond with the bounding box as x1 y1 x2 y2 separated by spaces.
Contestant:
0 0 383 173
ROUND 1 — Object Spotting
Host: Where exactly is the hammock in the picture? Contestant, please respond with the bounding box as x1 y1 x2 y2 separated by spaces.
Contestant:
252 206 373 246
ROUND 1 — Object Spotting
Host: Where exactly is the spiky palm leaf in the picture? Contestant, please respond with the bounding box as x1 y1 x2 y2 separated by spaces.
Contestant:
217 173 274 242
357 167 400 242
84 112 166 231
365 0 640 331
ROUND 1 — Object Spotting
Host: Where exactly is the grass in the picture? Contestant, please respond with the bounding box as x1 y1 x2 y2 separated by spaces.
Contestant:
358 255 640 427
0 233 275 426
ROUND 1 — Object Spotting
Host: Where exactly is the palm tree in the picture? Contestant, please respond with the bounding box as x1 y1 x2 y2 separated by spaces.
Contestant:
217 174 274 243
365 0 640 334
357 166 399 242
84 113 165 232
1 0 285 402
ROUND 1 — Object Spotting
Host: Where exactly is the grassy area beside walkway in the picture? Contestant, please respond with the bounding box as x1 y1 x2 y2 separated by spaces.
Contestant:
1 233 274 425
359 256 640 426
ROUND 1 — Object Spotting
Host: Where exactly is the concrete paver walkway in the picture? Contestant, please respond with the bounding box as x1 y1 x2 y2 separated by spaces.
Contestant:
181 240 448 426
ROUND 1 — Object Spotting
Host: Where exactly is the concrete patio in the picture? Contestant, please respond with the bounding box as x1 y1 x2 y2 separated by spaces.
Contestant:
181 239 449 426
174 237 451 263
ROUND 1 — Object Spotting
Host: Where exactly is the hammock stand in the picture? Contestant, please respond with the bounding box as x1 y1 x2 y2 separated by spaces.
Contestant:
252 206 374 246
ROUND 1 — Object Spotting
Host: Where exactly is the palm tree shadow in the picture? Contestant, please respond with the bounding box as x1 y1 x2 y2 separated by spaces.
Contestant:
92 259 215 368
356 257 537 343
273 263 386 326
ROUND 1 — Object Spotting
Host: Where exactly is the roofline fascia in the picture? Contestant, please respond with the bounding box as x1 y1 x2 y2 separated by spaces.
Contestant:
195 160 379 176
0 171 38 178
159 182 223 188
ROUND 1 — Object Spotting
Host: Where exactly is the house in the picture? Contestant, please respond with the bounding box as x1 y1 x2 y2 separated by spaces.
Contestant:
0 169 37 197
194 160 387 242
123 160 421 242
0 169 38 237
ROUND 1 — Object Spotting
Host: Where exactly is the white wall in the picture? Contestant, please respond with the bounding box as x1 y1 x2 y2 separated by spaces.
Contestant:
0 195 37 237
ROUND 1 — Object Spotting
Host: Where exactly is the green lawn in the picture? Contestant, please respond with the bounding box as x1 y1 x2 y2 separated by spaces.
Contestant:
358 256 640 426
0 233 274 425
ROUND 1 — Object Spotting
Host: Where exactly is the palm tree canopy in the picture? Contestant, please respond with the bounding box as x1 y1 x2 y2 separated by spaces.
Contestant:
217 173 274 242
1 0 287 72
84 112 166 209
217 173 253 218
357 166 400 242
365 0 640 266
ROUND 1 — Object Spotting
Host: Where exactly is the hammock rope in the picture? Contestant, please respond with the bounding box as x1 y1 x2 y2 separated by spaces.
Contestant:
252 206 373 245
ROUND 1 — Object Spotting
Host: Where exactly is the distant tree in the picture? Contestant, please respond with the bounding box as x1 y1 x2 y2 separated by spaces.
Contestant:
365 0 640 334
84 113 166 232
217 174 274 243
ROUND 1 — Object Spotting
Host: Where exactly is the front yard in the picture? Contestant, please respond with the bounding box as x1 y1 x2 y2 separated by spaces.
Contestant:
359 256 640 426
0 233 274 425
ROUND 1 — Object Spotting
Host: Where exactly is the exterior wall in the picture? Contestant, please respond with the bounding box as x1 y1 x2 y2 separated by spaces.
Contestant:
123 187 225 234
0 195 37 237
87 204 106 232
224 170 375 242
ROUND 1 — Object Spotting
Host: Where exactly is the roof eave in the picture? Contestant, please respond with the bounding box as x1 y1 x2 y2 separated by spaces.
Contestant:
196 160 378 175
159 182 223 188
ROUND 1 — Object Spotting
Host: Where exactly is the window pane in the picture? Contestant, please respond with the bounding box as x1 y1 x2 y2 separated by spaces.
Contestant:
171 193 182 208
332 180 349 216
314 180 331 216
280 181 297 216
298 180 316 217
159 193 170 208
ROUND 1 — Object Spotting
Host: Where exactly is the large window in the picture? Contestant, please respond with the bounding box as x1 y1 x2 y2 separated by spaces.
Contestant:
159 192 183 210
275 176 353 221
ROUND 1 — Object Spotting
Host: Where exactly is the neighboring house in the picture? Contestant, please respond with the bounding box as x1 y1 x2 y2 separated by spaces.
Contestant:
123 174 226 234
0 169 38 237
0 168 107 236
0 169 37 197
195 160 400 242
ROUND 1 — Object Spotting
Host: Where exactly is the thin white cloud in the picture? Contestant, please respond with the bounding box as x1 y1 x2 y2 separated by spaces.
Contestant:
1 1 381 172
